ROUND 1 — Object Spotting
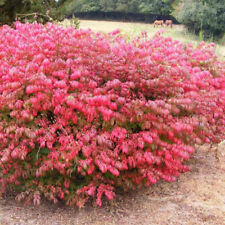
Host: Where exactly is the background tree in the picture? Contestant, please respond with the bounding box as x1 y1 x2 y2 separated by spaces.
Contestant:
99 0 116 12
56 0 176 15
139 0 174 15
177 0 225 40
0 0 57 25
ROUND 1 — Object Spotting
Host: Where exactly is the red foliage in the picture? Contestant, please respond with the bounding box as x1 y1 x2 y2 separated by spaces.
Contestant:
0 22 224 207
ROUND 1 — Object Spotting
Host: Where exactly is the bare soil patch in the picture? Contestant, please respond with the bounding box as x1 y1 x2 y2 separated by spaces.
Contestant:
0 144 224 225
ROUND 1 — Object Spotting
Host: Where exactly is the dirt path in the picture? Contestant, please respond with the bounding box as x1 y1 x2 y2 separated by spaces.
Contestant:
0 144 224 225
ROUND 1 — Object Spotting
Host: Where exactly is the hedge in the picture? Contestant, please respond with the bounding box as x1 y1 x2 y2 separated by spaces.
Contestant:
0 22 224 207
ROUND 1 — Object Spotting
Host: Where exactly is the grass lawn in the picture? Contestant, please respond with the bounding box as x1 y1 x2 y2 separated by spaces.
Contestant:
78 19 225 59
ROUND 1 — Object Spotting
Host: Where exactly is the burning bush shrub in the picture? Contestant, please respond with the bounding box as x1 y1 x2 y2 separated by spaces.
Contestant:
0 22 224 207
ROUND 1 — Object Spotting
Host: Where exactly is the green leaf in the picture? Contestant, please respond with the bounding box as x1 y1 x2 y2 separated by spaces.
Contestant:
40 147 50 155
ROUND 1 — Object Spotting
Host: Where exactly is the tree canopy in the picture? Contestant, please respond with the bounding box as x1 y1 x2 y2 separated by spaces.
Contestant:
0 0 57 25
57 0 175 16
177 0 225 40
0 0 179 25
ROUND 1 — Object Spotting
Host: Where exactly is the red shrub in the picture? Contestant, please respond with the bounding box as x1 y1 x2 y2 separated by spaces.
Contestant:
0 22 224 207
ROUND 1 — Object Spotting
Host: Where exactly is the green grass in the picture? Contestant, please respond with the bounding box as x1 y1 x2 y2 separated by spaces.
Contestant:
76 20 225 59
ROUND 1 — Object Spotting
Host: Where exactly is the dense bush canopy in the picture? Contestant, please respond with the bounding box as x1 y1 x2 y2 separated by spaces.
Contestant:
0 22 224 207
0 0 176 25
57 0 175 16
0 0 57 25
177 0 225 40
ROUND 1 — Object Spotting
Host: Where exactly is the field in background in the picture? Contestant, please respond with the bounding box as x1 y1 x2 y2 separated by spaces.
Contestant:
79 20 225 59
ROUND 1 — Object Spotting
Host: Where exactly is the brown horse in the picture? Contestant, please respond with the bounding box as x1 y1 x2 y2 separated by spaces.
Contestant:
153 20 164 27
165 20 173 28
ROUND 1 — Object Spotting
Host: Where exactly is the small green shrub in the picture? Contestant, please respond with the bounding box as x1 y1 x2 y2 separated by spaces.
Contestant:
55 16 80 29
